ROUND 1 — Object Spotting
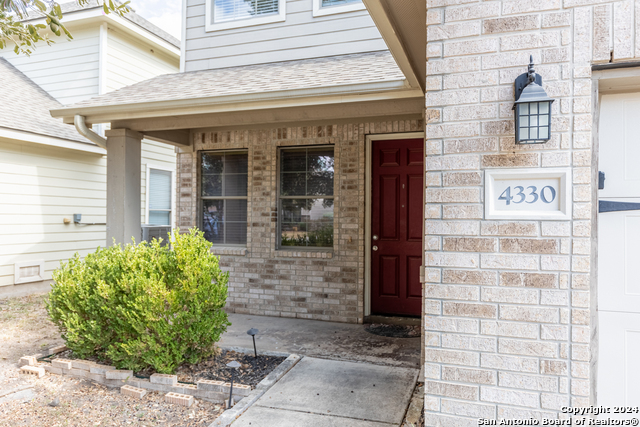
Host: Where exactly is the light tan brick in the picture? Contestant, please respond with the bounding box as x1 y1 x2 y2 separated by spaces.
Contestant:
499 338 558 358
164 392 194 407
540 290 569 306
442 333 496 352
442 367 497 385
443 172 482 186
541 324 569 340
443 205 484 219
426 284 479 301
542 11 571 27
481 254 539 270
121 385 147 399
21 365 46 378
481 354 538 373
51 359 73 370
443 302 497 319
19 356 37 367
427 154 480 171
482 221 538 236
482 153 539 168
426 381 479 400
426 188 480 203
445 2 500 22
425 316 479 334
501 32 560 52
428 22 482 41
443 104 497 122
441 398 496 418
481 287 538 304
481 320 539 339
443 237 497 252
500 305 559 323
499 372 558 392
426 220 479 235
482 51 541 69
500 238 558 254
541 255 570 271
428 253 479 268
444 39 499 57
428 57 481 75
444 269 497 285
427 122 480 138
541 360 568 375
483 15 540 34
443 72 499 90
480 386 539 407
500 272 557 288
541 221 571 237
541 393 570 410
444 137 498 153
425 348 479 366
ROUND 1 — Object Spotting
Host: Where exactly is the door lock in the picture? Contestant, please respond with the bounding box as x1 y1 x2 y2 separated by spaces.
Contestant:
372 245 378 251
372 235 378 241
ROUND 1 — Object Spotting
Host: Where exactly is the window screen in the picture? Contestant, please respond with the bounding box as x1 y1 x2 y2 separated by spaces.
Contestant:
279 147 334 248
148 169 172 226
321 0 361 6
201 151 248 245
213 0 279 23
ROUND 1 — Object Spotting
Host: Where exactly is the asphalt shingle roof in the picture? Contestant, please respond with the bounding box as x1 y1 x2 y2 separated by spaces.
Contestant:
63 51 405 109
0 58 90 144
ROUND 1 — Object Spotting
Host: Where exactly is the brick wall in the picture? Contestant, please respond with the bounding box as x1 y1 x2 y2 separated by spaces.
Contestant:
425 0 639 423
176 120 423 324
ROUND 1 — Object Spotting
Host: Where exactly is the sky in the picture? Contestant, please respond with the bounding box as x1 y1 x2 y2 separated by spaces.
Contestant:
128 0 182 40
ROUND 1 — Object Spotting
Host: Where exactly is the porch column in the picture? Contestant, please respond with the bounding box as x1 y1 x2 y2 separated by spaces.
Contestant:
105 128 142 245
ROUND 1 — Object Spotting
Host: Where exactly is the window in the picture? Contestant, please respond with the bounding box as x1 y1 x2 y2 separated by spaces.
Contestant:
206 0 286 32
313 0 364 17
147 168 173 226
279 147 334 249
201 151 248 245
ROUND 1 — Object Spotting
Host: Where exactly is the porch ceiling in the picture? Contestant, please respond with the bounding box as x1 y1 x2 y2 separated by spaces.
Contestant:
363 0 426 93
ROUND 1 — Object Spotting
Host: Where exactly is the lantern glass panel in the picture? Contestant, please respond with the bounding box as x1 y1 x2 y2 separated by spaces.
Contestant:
530 127 538 139
540 101 549 114
540 115 549 126
519 127 529 139
530 115 538 127
520 104 529 115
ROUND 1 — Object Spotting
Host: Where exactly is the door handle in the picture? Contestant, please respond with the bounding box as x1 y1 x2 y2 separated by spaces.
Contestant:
599 200 640 213
372 246 378 251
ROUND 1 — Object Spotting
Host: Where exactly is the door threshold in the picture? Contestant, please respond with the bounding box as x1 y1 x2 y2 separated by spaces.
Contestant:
364 315 421 326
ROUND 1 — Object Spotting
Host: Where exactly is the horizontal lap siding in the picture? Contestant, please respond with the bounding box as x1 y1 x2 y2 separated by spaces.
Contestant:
0 139 107 287
184 0 387 71
0 26 100 106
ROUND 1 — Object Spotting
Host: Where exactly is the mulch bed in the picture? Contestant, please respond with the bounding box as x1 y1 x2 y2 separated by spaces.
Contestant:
50 349 286 388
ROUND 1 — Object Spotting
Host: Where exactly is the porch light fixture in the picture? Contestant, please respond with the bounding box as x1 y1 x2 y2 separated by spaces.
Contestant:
513 56 555 144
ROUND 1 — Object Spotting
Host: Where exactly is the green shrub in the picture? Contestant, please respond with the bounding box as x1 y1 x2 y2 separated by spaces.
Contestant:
47 228 230 374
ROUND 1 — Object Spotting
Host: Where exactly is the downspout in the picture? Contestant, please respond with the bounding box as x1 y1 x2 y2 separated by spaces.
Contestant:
74 115 107 149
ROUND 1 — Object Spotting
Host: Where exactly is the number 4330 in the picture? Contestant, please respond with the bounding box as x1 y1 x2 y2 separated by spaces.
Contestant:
499 186 556 205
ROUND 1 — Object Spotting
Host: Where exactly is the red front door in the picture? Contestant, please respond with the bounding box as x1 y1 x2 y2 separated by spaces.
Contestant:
371 139 423 317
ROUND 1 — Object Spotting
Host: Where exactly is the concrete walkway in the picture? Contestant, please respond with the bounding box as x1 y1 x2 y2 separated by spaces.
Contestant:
220 314 421 426
220 313 421 368
232 357 418 426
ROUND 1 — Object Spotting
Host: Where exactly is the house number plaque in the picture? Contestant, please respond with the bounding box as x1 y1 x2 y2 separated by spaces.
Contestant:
485 168 571 220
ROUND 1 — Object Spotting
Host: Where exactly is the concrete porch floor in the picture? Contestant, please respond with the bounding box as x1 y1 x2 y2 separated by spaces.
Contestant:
219 313 421 368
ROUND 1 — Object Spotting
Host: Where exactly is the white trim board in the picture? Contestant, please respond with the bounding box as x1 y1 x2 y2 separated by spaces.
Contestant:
313 0 366 17
364 132 424 317
205 0 286 32
0 127 105 155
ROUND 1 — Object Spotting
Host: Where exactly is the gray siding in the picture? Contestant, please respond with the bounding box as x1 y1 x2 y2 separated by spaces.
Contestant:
184 0 388 71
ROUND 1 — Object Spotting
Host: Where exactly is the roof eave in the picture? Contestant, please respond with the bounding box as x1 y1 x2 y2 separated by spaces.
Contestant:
363 0 425 93
51 79 422 125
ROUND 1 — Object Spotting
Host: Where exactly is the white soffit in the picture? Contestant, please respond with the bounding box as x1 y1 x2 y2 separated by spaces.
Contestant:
363 0 425 92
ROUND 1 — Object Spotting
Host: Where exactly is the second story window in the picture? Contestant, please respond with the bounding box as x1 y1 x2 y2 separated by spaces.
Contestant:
207 0 286 31
313 0 364 17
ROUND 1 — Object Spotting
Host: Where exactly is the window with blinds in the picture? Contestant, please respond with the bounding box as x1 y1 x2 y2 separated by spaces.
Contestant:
148 169 172 226
201 151 248 246
213 0 279 23
278 146 334 249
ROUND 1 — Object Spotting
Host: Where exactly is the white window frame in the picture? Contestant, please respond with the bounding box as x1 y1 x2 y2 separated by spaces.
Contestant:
205 0 286 32
312 0 365 17
145 164 176 228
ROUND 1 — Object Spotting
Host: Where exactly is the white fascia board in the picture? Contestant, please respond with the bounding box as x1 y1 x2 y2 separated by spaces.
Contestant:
25 8 179 59
0 127 106 155
362 0 422 92
52 80 422 124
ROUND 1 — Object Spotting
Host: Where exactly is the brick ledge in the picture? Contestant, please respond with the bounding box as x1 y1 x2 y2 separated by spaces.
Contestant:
210 247 247 256
274 250 333 259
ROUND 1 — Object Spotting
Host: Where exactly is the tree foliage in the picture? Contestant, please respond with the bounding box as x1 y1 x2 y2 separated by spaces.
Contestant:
0 0 130 55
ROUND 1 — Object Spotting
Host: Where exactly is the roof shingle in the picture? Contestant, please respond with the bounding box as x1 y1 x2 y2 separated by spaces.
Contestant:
0 58 90 144
63 51 405 109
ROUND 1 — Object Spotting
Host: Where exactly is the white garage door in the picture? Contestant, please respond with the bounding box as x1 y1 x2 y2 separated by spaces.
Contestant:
598 92 640 406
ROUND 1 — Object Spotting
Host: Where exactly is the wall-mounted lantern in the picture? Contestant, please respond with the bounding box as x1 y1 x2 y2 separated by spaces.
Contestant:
513 56 555 144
